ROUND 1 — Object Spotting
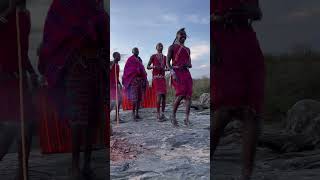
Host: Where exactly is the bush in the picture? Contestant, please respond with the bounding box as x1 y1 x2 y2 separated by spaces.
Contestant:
264 52 320 121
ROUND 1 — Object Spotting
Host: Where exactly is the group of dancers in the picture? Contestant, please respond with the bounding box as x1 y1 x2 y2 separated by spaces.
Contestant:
110 28 193 127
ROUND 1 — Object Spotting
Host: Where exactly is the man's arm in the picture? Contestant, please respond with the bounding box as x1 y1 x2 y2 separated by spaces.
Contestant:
167 45 179 81
187 48 192 68
110 60 114 70
166 45 174 70
147 55 153 70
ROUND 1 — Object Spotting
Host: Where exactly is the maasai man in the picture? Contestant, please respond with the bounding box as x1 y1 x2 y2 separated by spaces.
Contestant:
38 0 109 179
211 0 264 179
122 47 148 121
0 0 39 179
167 28 193 127
147 43 168 121
110 52 123 123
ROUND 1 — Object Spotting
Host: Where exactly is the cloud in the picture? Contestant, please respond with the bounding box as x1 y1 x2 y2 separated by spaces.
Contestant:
186 14 209 25
190 41 210 61
287 7 320 20
199 64 208 69
160 14 179 24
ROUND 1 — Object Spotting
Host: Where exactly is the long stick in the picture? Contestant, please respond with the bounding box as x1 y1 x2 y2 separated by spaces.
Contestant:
16 7 28 180
114 63 119 126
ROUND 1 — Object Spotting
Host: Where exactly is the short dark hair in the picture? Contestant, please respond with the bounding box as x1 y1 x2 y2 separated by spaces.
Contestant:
113 52 120 58
176 28 186 35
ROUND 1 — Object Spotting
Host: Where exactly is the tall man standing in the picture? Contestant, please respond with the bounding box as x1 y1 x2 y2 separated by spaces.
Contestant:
147 43 168 121
122 48 148 121
0 0 38 179
167 28 193 127
38 0 109 179
211 0 265 179
110 52 123 123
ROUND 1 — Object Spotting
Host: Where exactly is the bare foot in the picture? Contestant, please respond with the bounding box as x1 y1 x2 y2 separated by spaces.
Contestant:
170 115 179 127
132 114 137 122
160 114 168 121
82 167 97 180
184 118 190 127
114 118 125 123
135 115 142 119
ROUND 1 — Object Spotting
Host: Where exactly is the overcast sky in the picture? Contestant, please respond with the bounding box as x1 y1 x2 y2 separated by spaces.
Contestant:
27 0 320 74
110 0 210 80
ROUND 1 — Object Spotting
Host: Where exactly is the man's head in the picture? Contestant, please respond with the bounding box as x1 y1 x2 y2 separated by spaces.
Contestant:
113 52 121 63
132 47 139 56
156 43 163 53
176 28 187 44
0 0 25 14
16 0 26 6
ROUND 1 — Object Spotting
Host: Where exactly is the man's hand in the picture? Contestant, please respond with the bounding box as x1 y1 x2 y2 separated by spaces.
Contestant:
0 15 7 23
30 73 39 88
170 69 179 83
39 76 48 87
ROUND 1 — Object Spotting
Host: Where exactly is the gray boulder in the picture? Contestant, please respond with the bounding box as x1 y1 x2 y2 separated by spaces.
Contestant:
286 99 320 139
199 93 210 107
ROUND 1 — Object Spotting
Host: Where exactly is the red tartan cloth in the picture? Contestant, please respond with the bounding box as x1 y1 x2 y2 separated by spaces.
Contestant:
0 9 31 73
170 44 193 97
36 87 108 154
38 0 109 121
38 0 109 88
211 0 265 114
110 63 120 101
122 55 147 89
122 86 157 110
0 9 33 122
150 54 167 95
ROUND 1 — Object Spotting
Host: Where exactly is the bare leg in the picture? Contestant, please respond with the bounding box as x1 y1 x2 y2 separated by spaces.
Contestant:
171 96 184 127
161 94 166 113
136 101 142 119
16 123 33 180
240 108 260 180
211 108 233 156
156 95 161 120
160 94 167 121
131 102 137 121
83 126 93 170
71 124 81 179
184 96 192 126
82 124 96 179
0 124 16 161
116 98 122 122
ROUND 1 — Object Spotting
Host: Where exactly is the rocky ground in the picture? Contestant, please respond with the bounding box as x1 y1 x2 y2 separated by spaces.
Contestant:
2 98 320 180
0 149 108 180
110 106 210 180
213 99 320 180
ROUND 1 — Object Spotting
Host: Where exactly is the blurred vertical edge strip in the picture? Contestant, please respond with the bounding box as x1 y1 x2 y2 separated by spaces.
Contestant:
104 0 111 179
210 0 214 179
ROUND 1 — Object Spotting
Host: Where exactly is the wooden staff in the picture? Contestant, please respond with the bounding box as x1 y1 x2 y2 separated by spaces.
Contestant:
16 7 27 180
